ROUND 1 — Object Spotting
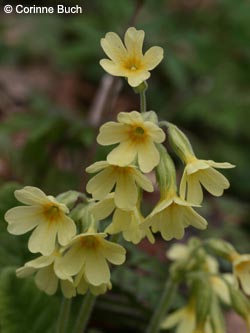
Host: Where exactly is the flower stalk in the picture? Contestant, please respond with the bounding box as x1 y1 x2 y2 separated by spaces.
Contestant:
72 292 96 333
146 279 177 333
56 297 72 333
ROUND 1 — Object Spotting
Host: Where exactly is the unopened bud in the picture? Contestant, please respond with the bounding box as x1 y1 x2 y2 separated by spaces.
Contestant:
192 276 212 328
156 144 177 196
206 238 237 260
167 123 194 163
229 285 250 320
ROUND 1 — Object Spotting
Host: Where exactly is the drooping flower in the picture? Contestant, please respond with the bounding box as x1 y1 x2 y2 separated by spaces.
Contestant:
97 111 165 173
16 250 76 298
5 186 76 256
161 300 212 333
230 253 250 296
180 157 235 205
167 242 233 304
86 161 153 210
90 193 155 244
100 27 164 87
56 229 126 286
141 190 207 241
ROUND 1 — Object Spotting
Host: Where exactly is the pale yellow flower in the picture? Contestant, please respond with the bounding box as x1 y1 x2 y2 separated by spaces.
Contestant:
90 193 155 244
16 251 76 298
56 230 126 286
5 186 76 256
100 27 164 87
142 191 207 241
167 243 233 304
180 157 235 205
97 111 165 173
231 253 250 296
74 268 112 296
161 300 212 333
86 161 153 210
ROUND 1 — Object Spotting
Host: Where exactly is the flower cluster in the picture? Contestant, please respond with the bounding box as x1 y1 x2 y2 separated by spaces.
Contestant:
5 187 126 298
4 27 236 311
162 238 250 333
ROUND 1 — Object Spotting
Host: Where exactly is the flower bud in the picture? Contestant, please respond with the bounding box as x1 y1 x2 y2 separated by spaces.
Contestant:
155 144 177 196
206 238 237 260
56 190 86 209
192 276 213 328
142 110 159 124
228 285 250 320
167 123 194 163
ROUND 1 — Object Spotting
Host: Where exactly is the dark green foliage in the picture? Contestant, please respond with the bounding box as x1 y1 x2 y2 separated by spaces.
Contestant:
0 268 59 333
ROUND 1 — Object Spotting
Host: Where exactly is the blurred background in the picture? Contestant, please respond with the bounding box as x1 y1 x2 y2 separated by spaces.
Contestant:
0 0 249 332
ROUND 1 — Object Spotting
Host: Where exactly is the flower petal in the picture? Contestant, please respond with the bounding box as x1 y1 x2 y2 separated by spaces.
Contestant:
5 206 41 235
56 243 85 277
115 170 138 209
28 222 58 256
124 27 145 58
182 206 207 230
101 32 127 63
133 168 154 192
86 160 109 173
85 250 110 286
99 59 125 77
61 280 76 299
35 265 58 295
107 141 137 166
186 174 204 205
57 215 76 246
198 167 230 196
127 71 151 87
89 195 115 221
86 167 116 200
101 238 126 265
14 186 48 205
97 122 128 145
117 111 143 125
137 140 160 172
143 46 164 70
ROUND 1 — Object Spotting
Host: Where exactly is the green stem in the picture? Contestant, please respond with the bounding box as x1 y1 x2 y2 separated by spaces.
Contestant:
140 90 147 113
56 297 72 333
146 279 177 333
72 292 96 333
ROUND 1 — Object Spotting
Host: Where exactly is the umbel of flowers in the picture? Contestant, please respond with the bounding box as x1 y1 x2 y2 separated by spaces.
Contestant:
4 26 247 333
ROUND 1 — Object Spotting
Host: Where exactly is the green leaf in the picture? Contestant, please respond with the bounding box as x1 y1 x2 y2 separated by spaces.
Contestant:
0 267 60 333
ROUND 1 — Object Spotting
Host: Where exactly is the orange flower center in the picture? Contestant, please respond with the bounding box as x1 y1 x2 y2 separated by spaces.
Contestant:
43 204 61 223
80 236 100 249
123 57 142 71
128 124 147 143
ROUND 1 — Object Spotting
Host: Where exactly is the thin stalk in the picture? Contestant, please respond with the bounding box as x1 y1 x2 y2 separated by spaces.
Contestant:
146 279 177 333
72 292 96 333
56 297 72 333
140 90 147 113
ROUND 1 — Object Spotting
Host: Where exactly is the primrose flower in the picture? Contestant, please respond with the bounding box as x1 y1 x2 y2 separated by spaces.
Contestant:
180 157 235 205
86 161 153 210
161 300 212 333
56 229 126 286
100 27 164 87
90 193 155 244
16 251 76 298
142 191 207 241
230 253 250 295
97 111 165 173
167 242 233 304
5 186 76 256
